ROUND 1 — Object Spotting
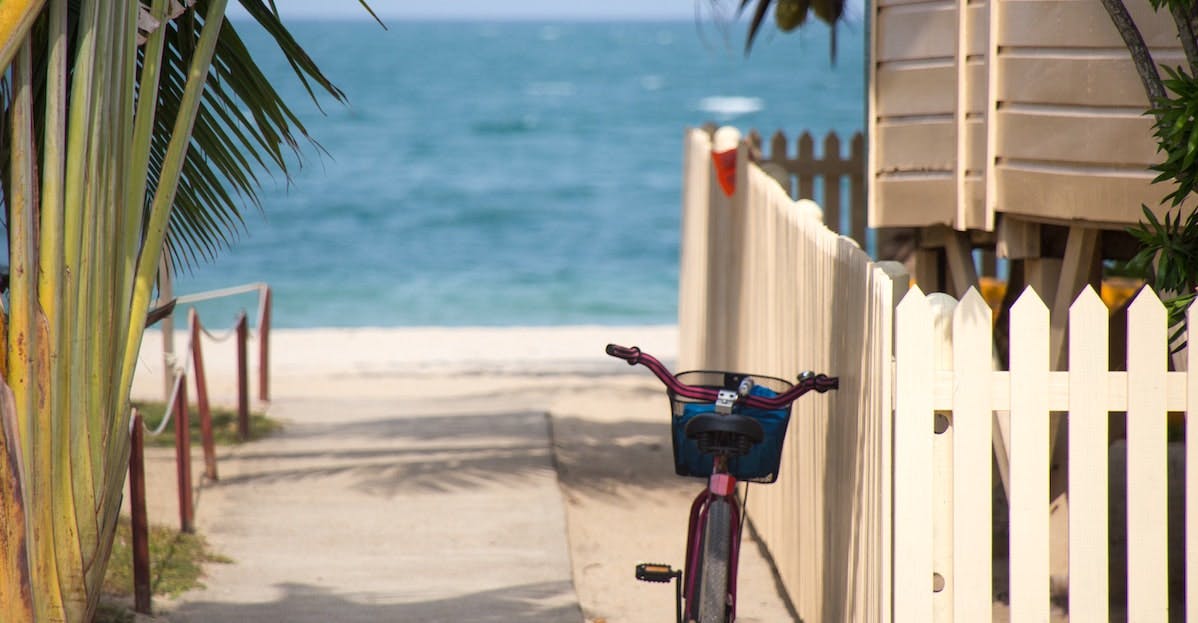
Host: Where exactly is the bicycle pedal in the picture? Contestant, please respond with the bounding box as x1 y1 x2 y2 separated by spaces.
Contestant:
636 563 679 583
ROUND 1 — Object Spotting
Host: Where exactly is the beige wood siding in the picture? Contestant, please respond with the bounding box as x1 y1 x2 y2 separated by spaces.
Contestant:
871 0 1188 230
870 0 989 229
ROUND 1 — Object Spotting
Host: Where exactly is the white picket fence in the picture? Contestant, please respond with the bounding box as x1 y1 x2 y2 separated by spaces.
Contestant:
895 286 1194 622
677 127 1195 621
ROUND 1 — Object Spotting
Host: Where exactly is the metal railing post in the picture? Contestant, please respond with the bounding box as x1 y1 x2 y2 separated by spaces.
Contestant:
129 410 152 614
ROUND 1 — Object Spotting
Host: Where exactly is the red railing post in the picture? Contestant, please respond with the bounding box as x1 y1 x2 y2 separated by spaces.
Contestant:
129 410 152 614
190 309 217 481
174 377 194 533
236 311 249 440
258 286 271 402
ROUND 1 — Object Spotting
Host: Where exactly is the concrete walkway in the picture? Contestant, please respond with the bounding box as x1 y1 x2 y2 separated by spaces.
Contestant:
131 327 792 622
166 382 580 622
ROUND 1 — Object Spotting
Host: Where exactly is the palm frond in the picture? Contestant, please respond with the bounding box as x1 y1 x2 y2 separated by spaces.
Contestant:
138 0 354 271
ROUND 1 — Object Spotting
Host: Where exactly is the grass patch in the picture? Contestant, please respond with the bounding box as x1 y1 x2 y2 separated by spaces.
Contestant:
95 517 231 622
132 401 280 447
93 602 134 623
103 516 231 598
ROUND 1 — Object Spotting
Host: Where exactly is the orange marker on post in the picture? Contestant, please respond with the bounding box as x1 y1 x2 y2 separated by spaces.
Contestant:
711 126 741 197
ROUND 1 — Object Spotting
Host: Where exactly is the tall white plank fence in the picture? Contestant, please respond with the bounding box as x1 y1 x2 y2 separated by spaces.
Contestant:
677 126 1194 621
679 127 907 621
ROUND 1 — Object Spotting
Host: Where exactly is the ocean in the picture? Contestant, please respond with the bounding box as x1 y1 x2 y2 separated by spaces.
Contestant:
172 18 866 328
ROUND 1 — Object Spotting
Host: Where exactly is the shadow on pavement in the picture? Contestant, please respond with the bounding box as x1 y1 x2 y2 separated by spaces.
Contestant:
548 413 689 496
169 580 581 623
211 411 557 496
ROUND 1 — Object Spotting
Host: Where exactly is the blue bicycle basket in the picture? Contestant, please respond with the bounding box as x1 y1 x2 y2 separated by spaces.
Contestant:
668 371 794 484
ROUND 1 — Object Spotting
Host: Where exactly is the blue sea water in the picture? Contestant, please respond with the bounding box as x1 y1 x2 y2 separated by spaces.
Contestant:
173 19 865 328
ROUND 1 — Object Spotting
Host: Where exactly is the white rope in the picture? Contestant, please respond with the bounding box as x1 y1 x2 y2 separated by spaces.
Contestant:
171 282 266 306
201 324 239 342
144 341 194 437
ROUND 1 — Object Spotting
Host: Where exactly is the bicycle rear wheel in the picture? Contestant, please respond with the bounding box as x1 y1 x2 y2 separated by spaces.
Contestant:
696 498 732 623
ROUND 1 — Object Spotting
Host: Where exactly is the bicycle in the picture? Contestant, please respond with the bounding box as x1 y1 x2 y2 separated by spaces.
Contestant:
605 344 838 623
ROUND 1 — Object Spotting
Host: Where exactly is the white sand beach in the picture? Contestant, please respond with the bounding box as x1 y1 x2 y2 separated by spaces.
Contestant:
128 324 794 622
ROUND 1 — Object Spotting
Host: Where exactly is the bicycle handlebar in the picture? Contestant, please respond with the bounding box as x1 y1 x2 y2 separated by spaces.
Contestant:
605 343 838 409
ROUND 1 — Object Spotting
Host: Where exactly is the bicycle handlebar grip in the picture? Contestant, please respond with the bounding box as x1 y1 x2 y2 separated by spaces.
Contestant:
605 343 642 365
798 371 839 393
816 374 839 392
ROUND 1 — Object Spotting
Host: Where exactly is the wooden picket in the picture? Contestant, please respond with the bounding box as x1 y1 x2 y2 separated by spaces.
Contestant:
1126 290 1169 619
1007 290 1051 621
894 289 935 622
1066 288 1109 621
951 289 992 622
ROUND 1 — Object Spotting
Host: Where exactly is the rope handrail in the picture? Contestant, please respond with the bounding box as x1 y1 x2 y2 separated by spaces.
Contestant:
200 324 239 342
139 302 250 435
143 342 194 436
169 281 267 306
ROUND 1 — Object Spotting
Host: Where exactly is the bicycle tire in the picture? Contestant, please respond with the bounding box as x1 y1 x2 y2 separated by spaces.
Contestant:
696 498 732 623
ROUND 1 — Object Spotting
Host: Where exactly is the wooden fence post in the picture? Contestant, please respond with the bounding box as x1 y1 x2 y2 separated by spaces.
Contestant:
236 311 249 440
129 410 151 614
258 285 271 402
190 309 217 481
174 377 194 534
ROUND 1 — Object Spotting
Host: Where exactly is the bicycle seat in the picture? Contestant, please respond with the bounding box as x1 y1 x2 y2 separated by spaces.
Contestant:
685 413 764 457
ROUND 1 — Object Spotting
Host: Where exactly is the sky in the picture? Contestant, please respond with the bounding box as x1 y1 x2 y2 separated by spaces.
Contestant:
228 0 703 21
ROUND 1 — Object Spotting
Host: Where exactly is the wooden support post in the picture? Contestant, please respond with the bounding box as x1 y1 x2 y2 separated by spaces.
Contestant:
979 249 996 278
1024 258 1062 305
943 229 979 298
236 311 249 440
912 248 942 294
258 286 271 402
129 410 152 614
174 377 194 533
1050 226 1101 370
997 216 1040 260
190 309 217 481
